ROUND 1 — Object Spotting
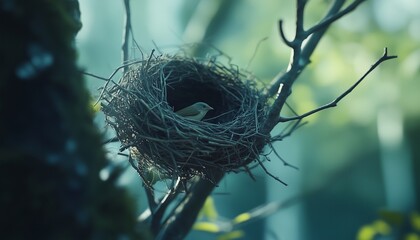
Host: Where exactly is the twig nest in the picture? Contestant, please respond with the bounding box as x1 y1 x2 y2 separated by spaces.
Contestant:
102 55 269 182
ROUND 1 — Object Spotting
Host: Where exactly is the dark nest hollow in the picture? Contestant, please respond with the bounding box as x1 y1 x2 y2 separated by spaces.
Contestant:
101 55 270 184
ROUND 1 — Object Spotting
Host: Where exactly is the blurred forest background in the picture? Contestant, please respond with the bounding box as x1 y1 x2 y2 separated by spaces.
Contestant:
76 0 420 239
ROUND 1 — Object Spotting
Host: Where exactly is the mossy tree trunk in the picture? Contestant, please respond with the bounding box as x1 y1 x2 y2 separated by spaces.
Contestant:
0 1 147 239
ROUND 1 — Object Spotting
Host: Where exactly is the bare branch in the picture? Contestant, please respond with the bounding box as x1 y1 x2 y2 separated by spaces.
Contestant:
300 0 345 62
269 142 299 170
267 0 367 98
156 170 224 240
305 0 366 36
246 37 269 70
122 0 132 73
278 20 294 48
279 48 398 122
263 0 369 134
295 0 307 40
270 119 307 142
256 157 288 186
93 56 151 106
81 71 109 81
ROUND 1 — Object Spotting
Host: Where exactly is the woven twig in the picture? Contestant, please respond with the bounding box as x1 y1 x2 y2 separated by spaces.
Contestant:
102 55 269 183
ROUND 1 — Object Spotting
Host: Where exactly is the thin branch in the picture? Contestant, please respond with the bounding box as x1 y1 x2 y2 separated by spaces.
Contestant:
122 0 131 73
305 0 366 36
269 142 299 170
81 71 109 81
295 0 307 40
156 170 224 240
300 0 345 62
279 48 397 122
267 0 366 98
263 0 368 134
257 157 287 186
285 101 299 116
278 20 294 48
151 178 182 234
246 37 269 70
270 120 307 142
93 59 144 106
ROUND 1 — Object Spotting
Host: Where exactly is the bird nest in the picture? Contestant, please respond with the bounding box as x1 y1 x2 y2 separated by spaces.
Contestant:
101 54 269 183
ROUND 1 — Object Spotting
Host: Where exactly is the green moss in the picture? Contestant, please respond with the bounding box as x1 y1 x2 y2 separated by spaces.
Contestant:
0 0 149 239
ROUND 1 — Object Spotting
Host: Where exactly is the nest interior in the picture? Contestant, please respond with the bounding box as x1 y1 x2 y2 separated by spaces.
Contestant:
102 55 269 182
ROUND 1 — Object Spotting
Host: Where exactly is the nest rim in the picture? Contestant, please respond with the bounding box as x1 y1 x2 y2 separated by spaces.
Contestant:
101 54 269 183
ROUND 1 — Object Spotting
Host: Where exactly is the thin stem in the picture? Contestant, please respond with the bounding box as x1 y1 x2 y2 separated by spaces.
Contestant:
93 59 144 106
278 20 294 48
122 0 131 73
269 142 299 170
257 156 288 186
300 0 345 61
279 48 397 122
305 0 366 36
156 170 224 240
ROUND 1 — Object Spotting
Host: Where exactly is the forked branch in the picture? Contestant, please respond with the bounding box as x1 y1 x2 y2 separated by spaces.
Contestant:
263 0 368 133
